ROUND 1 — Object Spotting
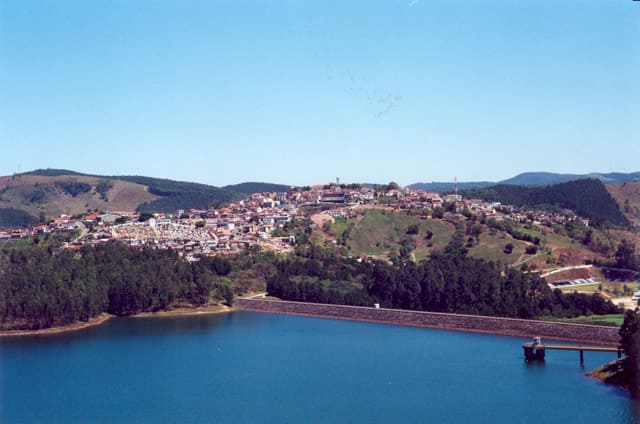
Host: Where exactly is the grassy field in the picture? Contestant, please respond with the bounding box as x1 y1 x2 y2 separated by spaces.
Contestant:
511 225 576 249
557 281 640 294
556 283 600 293
545 314 625 327
413 220 456 262
343 210 572 264
346 210 455 260
328 217 349 239
347 210 420 256
333 209 616 268
467 231 529 265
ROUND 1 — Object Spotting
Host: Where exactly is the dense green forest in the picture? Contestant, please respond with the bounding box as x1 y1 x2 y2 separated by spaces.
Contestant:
0 236 622 331
23 169 88 177
54 180 92 197
266 244 620 319
619 309 640 398
0 242 234 330
136 192 235 214
460 179 628 226
222 182 291 194
0 208 38 228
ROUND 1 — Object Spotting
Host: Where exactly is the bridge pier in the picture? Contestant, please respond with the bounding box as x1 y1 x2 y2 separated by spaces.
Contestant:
523 337 546 361
522 337 623 363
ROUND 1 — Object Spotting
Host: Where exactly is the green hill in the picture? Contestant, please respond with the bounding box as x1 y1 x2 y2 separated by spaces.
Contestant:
223 182 290 194
345 209 455 260
460 179 628 226
327 209 608 267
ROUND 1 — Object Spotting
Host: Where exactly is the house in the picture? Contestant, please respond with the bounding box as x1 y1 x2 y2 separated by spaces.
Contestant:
321 193 346 203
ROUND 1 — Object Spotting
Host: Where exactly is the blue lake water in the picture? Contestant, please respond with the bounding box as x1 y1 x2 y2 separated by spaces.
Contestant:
1 311 638 423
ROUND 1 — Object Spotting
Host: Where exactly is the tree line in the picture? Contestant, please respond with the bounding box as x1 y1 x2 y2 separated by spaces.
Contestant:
0 239 625 331
0 242 234 330
619 309 640 398
267 245 621 319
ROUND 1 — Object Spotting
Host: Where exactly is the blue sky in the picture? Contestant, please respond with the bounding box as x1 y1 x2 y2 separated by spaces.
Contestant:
1 0 638 186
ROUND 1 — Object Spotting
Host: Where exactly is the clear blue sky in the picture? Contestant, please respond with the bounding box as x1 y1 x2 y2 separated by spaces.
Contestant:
1 0 638 186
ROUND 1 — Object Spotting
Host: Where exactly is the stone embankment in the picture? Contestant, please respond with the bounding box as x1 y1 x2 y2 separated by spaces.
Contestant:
236 299 620 345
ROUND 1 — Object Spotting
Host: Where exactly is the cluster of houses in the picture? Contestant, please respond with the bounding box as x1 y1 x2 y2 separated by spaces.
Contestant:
0 183 590 258
300 184 589 228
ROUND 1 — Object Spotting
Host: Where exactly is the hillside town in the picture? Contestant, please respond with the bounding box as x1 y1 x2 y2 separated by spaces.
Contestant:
0 183 592 261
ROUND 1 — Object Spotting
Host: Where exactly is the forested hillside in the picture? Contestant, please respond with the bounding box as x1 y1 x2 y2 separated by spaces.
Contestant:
0 240 621 331
460 179 628 226
0 242 234 330
266 245 620 319
223 182 291 194
0 208 37 228
133 175 240 213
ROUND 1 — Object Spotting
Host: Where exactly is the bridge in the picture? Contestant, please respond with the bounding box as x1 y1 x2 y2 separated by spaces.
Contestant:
523 337 623 363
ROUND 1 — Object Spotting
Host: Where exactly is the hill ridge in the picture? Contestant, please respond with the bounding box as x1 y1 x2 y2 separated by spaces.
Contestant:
0 169 291 227
409 171 640 192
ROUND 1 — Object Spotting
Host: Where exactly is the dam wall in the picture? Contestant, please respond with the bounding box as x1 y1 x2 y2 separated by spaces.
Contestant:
236 298 620 345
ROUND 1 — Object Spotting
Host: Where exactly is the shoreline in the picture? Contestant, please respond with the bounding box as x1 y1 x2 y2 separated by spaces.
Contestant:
587 358 629 393
0 299 621 346
0 304 235 337
0 313 114 338
131 304 235 318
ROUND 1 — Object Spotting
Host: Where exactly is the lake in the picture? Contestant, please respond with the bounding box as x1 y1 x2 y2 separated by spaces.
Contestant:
1 311 637 423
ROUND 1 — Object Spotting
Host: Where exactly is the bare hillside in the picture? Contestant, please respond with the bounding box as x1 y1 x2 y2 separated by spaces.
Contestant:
607 182 640 226
0 174 157 218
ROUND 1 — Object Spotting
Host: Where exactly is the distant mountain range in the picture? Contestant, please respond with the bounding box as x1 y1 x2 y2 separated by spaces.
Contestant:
0 169 290 228
408 171 640 192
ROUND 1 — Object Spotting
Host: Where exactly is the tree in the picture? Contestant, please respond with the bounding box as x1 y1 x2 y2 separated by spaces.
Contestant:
470 225 482 238
386 181 399 190
195 220 206 228
616 239 638 270
115 216 129 224
138 212 154 222
504 243 514 254
406 224 419 235
619 309 640 398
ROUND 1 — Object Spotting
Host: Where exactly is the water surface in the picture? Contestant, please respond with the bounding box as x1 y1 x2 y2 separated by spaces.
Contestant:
1 311 637 423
